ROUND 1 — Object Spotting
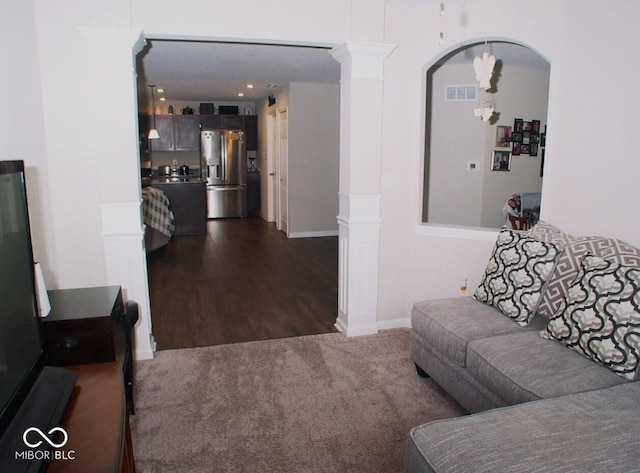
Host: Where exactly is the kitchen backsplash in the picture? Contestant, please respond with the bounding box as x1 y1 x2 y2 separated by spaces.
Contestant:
149 150 199 170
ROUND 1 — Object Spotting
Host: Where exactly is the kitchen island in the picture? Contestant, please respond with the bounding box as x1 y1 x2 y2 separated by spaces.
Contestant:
150 178 207 235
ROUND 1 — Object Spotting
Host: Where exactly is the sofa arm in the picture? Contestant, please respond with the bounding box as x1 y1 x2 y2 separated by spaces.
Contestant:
406 382 640 472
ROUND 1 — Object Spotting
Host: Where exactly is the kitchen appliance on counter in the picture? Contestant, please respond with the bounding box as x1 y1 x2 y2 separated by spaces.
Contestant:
156 163 197 180
201 129 247 218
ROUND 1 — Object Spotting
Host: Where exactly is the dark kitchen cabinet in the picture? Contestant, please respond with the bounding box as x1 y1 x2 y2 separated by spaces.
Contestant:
150 116 174 151
199 115 221 130
174 115 200 150
150 115 200 151
153 181 207 235
244 115 258 151
220 115 244 129
247 170 261 217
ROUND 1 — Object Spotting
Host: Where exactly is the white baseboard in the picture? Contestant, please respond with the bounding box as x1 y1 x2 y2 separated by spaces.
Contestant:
135 333 156 360
335 317 411 336
334 319 379 337
288 230 339 238
377 317 411 330
334 318 347 334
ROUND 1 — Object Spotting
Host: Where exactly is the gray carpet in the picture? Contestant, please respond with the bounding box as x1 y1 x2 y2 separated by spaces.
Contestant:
130 328 465 472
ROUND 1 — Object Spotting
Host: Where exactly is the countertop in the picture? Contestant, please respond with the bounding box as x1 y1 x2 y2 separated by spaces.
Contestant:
143 176 205 187
152 177 205 184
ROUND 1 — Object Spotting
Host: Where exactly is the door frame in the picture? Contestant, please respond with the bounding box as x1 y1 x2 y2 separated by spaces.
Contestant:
267 106 289 233
266 109 277 223
276 107 289 234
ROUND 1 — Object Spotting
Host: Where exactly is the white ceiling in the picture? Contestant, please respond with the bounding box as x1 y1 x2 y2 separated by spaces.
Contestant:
136 40 549 109
136 40 341 108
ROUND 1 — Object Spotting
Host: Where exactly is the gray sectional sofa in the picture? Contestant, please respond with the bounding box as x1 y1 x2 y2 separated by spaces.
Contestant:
406 223 640 472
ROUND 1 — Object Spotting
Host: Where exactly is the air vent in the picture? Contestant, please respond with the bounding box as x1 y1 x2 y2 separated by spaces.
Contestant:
445 85 477 101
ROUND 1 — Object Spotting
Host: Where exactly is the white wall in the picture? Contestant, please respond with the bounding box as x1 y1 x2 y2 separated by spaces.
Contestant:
254 81 339 235
288 82 340 236
0 0 56 283
378 0 640 327
5 0 639 344
427 64 486 227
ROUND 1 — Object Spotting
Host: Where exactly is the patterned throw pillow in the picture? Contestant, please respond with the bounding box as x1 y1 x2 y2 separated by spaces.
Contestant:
536 235 640 319
541 254 640 380
474 228 563 326
527 220 574 243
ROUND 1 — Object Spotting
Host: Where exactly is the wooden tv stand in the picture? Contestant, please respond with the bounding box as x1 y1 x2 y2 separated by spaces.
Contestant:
46 362 135 473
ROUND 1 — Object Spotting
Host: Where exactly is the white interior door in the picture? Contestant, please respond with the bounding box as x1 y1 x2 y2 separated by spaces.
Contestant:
277 108 289 234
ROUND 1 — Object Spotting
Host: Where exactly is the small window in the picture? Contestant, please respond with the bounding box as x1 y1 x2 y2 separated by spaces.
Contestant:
444 84 477 102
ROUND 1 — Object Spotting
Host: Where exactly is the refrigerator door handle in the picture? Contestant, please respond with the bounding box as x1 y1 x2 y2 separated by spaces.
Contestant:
220 133 227 183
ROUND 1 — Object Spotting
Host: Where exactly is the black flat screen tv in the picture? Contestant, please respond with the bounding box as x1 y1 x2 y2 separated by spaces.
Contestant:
0 160 76 472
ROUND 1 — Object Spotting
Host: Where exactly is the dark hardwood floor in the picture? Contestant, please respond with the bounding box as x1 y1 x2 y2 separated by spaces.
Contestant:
146 217 339 350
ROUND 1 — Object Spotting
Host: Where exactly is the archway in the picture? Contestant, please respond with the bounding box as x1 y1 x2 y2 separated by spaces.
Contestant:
133 38 347 347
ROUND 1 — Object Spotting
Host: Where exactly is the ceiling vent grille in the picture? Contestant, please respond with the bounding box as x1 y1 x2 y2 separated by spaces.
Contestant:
445 85 477 102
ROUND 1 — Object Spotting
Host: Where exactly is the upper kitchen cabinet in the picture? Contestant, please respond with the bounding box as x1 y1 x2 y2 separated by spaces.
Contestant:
150 115 200 152
150 116 174 151
199 115 221 130
244 116 258 151
200 114 244 130
174 116 200 150
199 115 258 151
220 115 244 130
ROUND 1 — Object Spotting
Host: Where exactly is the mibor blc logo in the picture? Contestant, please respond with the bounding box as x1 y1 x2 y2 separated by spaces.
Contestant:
15 426 75 462
23 427 68 448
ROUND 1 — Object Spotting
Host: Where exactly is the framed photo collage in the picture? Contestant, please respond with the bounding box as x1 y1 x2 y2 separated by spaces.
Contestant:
491 118 546 173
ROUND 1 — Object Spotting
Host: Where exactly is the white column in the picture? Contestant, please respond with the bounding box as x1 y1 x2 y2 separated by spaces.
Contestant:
331 42 396 336
101 202 155 360
78 27 155 359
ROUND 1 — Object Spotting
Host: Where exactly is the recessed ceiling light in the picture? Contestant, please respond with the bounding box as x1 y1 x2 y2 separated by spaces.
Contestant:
159 97 166 101
246 84 254 89
157 88 165 93
237 92 245 97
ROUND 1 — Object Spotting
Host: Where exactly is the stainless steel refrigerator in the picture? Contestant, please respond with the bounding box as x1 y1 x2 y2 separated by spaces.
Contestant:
201 129 247 218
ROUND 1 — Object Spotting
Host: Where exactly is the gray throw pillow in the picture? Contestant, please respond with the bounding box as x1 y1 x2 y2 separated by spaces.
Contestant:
537 236 640 319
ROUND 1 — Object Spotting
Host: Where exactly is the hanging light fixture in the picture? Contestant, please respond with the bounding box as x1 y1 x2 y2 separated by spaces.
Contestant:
148 84 160 140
